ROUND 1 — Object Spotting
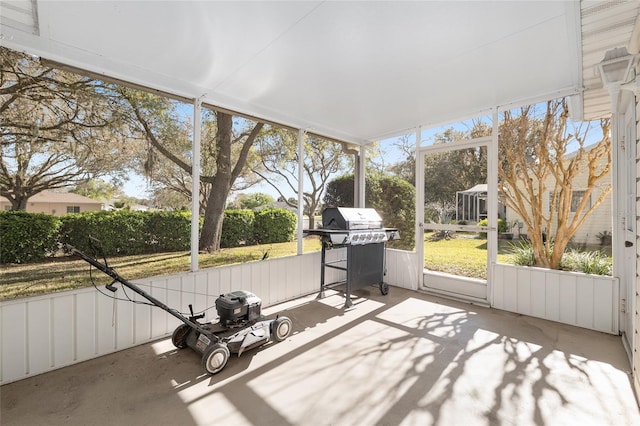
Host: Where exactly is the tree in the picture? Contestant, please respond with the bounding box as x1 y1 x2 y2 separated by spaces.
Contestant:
227 192 275 210
120 88 264 252
0 48 135 210
386 134 415 184
252 129 347 229
422 128 488 209
151 186 190 211
498 99 611 269
71 179 124 201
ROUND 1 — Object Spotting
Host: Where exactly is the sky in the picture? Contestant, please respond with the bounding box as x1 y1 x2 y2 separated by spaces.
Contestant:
120 106 605 201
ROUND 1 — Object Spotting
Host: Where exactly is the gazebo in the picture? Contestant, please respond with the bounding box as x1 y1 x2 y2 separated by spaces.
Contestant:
456 184 507 223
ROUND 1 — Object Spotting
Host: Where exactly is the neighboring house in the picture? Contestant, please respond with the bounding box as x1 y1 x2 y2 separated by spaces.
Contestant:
0 191 105 216
504 144 612 246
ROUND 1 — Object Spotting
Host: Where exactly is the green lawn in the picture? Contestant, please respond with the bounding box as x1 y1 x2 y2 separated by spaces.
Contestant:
0 238 322 300
0 234 608 300
424 234 512 280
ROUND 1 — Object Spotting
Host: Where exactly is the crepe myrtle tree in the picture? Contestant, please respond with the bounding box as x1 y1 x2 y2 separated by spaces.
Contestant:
498 98 611 269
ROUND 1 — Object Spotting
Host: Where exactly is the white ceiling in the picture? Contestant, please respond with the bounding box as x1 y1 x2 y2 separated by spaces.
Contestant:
1 1 586 144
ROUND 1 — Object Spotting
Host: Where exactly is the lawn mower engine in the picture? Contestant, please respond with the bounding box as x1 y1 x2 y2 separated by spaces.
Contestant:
215 290 262 327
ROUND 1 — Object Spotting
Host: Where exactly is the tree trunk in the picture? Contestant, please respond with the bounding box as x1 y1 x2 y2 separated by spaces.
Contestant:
14 195 27 210
199 113 233 252
198 113 263 252
1 189 31 210
199 178 229 252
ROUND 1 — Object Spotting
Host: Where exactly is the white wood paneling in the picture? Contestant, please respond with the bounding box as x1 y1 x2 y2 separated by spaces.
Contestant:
493 263 618 334
0 248 418 384
384 249 418 290
52 296 74 367
2 302 27 382
0 251 336 384
150 279 168 339
96 292 115 354
75 292 96 361
2 250 620 384
424 270 487 300
27 299 51 375
116 295 134 349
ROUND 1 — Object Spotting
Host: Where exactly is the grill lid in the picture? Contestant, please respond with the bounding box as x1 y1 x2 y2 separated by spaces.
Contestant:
322 207 383 230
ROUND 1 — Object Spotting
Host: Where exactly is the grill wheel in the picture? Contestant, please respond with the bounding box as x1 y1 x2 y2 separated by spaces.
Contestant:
380 282 389 295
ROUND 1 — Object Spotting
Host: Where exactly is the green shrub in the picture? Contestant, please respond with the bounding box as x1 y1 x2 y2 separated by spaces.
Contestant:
507 240 536 266
254 208 297 244
60 210 146 255
561 249 612 275
60 210 193 256
144 211 192 252
478 218 508 238
324 173 416 250
507 241 612 275
0 211 61 263
221 210 255 247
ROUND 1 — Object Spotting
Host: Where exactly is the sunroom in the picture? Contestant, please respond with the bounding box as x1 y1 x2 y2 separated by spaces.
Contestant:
1 1 640 423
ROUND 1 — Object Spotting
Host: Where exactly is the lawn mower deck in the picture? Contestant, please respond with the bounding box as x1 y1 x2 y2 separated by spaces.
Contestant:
171 290 293 374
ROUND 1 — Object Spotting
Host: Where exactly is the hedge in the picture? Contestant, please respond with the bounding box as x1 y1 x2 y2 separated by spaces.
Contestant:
59 210 193 255
254 208 297 244
60 210 148 255
2 207 296 264
221 209 255 247
145 211 193 252
0 211 61 263
477 218 508 238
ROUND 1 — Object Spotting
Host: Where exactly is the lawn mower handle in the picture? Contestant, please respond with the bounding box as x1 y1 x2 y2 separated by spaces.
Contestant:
68 244 214 338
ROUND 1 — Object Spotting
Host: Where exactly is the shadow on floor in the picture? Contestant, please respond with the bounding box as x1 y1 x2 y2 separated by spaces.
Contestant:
2 287 638 425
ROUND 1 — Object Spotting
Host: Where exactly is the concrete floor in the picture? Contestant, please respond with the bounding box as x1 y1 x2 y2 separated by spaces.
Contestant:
1 287 639 426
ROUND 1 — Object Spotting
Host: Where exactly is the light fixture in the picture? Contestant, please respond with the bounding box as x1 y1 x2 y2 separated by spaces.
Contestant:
597 47 637 88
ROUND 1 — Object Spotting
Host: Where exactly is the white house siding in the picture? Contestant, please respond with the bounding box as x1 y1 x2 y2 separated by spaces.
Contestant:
634 89 640 402
505 148 611 246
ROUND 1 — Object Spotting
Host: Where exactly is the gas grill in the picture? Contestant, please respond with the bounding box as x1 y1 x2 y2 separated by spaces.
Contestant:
306 207 399 308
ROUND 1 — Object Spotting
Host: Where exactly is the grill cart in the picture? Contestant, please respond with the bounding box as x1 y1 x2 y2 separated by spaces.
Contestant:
70 243 292 375
305 207 399 308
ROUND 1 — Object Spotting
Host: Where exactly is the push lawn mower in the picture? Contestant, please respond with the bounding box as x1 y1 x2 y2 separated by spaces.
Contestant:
70 241 293 375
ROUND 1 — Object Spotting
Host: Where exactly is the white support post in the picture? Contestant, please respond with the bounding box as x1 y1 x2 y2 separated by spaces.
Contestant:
297 129 305 255
487 109 499 304
358 145 366 207
608 86 623 293
190 98 202 271
415 126 424 288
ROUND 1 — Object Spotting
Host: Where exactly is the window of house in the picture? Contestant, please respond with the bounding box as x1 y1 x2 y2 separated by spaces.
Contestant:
570 190 590 212
549 190 591 213
66 206 80 214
